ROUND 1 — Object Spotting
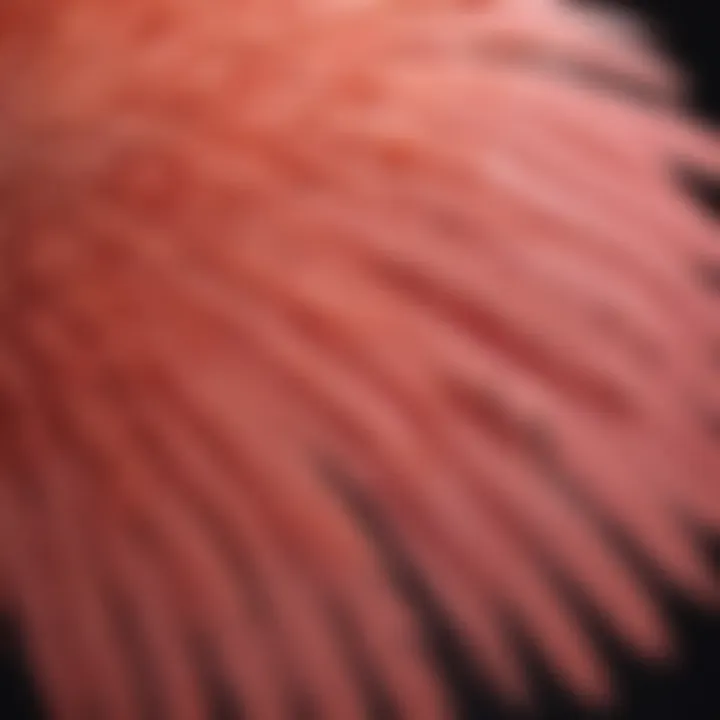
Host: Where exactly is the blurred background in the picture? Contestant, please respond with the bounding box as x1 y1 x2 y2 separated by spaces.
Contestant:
1 0 718 718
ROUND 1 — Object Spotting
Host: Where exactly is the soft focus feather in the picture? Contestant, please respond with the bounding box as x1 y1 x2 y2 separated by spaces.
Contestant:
0 1 718 718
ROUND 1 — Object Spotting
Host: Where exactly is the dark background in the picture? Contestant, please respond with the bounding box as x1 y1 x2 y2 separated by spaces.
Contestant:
1 1 718 718
611 0 719 117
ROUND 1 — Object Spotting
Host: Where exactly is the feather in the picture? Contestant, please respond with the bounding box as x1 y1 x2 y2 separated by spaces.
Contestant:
0 1 718 718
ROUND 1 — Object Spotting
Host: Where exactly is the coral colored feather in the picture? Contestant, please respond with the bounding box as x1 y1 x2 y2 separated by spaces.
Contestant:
0 1 718 718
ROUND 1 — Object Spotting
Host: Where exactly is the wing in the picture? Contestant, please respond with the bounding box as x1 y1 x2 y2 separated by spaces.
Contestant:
1 1 718 719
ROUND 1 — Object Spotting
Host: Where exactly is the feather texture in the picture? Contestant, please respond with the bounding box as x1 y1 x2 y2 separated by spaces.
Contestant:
0 1 718 718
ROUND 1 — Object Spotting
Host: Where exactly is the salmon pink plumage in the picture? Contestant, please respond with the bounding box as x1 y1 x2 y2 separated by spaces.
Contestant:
0 1 718 719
